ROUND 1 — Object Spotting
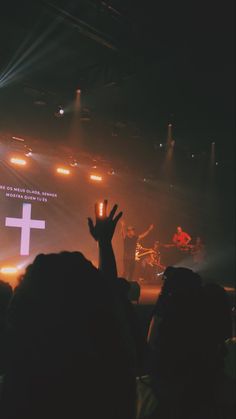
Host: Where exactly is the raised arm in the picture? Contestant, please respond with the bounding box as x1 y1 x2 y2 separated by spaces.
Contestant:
88 200 122 279
120 219 126 240
138 224 154 240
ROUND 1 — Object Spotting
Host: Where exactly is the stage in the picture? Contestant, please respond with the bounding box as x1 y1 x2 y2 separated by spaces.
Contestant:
136 283 235 305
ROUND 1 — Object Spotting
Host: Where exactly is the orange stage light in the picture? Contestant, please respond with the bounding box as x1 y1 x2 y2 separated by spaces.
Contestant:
98 202 104 217
90 174 102 182
10 157 27 166
56 167 71 175
0 266 18 275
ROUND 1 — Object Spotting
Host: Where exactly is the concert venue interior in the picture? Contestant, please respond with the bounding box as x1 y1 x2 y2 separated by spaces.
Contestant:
0 1 234 290
0 2 235 418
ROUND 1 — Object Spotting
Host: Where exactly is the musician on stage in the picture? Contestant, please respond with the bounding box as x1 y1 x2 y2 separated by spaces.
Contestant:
121 221 153 281
172 226 191 249
140 241 166 282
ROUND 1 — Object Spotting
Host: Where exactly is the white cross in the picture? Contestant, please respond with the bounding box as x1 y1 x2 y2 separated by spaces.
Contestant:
5 203 46 256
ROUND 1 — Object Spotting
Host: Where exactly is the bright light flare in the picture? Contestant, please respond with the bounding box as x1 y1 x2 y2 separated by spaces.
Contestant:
0 266 18 275
90 174 102 182
10 157 27 166
98 202 104 217
56 167 71 175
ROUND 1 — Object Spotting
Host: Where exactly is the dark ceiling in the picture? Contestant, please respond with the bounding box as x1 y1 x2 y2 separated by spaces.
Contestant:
0 0 234 154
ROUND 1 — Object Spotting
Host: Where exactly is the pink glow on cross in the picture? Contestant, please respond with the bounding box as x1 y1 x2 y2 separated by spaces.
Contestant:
5 203 45 256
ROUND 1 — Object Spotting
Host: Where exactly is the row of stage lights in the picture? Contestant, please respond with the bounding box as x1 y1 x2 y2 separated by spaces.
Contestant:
8 147 220 185
8 155 104 182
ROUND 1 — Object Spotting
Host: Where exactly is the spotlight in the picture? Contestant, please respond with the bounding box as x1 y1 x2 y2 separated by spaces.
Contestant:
191 154 195 158
215 161 219 166
56 167 71 175
55 106 65 117
77 89 81 94
98 202 104 217
90 174 102 182
159 143 163 148
25 151 32 157
0 266 18 275
10 157 27 166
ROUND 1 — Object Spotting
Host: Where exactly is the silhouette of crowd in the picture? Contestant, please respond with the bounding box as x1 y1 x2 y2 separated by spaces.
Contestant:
0 201 235 419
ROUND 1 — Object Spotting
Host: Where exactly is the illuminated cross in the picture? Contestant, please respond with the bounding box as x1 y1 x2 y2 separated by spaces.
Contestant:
5 203 45 255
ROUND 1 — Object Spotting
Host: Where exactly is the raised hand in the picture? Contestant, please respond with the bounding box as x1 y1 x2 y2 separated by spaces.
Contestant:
88 200 123 243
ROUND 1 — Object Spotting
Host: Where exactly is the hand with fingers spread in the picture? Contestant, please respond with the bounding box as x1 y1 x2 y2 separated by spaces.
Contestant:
88 200 123 243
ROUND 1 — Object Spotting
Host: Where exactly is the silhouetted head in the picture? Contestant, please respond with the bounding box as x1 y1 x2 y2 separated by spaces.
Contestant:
148 267 203 381
156 266 202 316
2 252 136 419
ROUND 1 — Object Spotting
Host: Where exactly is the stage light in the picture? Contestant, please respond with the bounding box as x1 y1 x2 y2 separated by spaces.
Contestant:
10 157 27 166
90 174 102 182
56 167 71 175
55 106 65 117
25 151 32 157
215 161 219 166
159 143 163 148
70 160 79 167
0 266 18 275
77 89 81 94
191 154 195 158
98 202 104 217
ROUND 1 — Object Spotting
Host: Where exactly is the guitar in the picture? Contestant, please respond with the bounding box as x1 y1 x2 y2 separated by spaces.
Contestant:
135 249 155 261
